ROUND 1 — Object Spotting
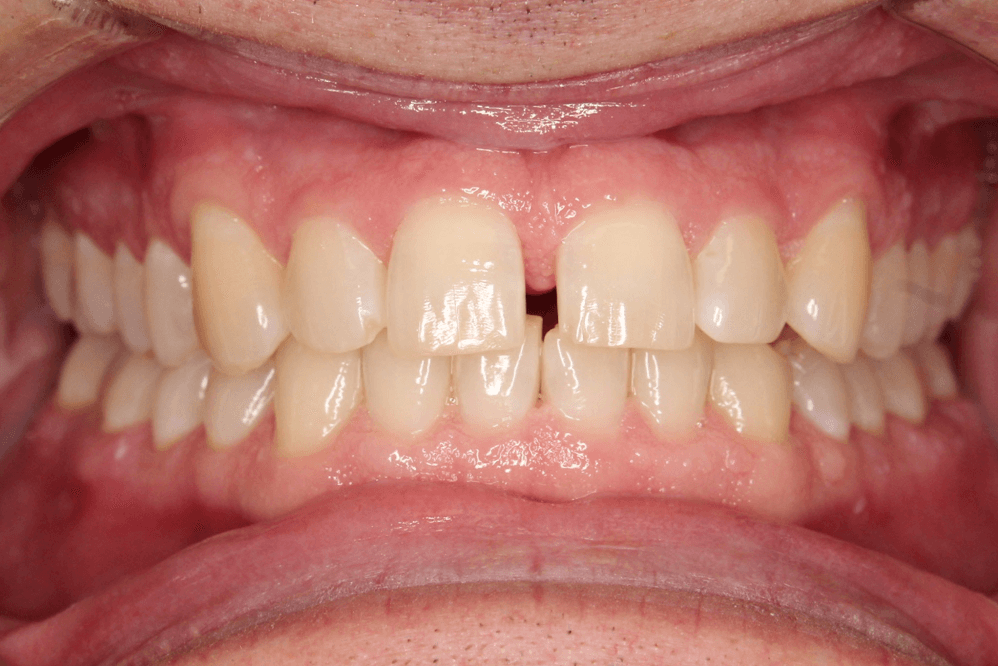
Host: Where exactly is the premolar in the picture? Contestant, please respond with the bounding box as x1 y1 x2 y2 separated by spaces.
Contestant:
541 328 629 431
923 234 960 341
39 220 74 322
630 330 713 438
709 343 791 443
145 239 200 368
860 243 907 359
102 353 162 433
74 233 116 334
840 355 885 435
901 240 930 347
872 350 927 424
152 351 211 449
912 342 958 400
203 359 276 449
113 243 151 354
56 335 122 410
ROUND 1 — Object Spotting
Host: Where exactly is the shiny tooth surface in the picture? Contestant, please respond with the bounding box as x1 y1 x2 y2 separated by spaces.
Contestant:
191 203 287 375
145 239 200 368
282 217 386 354
912 342 958 400
454 315 542 432
901 240 930 347
840 355 885 435
102 354 163 433
859 243 907 359
541 327 629 430
274 338 363 457
948 225 981 319
694 215 787 344
74 233 116 334
40 220 74 321
113 243 151 354
922 234 960 341
785 198 871 363
631 330 713 438
557 200 695 349
152 351 211 449
387 198 525 357
363 329 450 435
781 338 851 441
709 343 791 443
203 359 276 449
56 334 122 410
873 350 927 424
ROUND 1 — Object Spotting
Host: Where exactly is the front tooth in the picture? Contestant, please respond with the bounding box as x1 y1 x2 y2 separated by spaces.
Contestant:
922 234 960 341
386 198 525 356
859 243 907 359
274 338 363 457
39 220 74 321
541 328 629 430
191 203 287 375
453 315 542 432
203 359 276 449
631 330 713 438
557 201 695 349
362 329 450 435
113 244 151 354
152 351 212 449
912 342 958 400
872 350 926 424
282 217 386 354
948 225 981 319
709 343 791 443
56 334 122 409
840 355 885 435
785 198 871 363
102 354 163 433
694 215 787 344
145 239 200 368
74 233 116 334
900 240 930 347
781 338 850 441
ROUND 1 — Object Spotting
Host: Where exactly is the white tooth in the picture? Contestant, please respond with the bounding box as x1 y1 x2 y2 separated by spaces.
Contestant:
781 338 850 441
922 234 960 341
630 330 713 438
840 355 884 435
362 329 450 435
785 198 871 363
282 217 386 354
872 350 926 424
152 350 211 449
948 225 981 319
694 215 787 344
113 244 151 354
74 233 116 334
203 360 276 449
708 343 791 443
191 203 287 375
901 240 930 347
102 354 163 433
56 334 122 410
454 314 542 432
387 198 525 356
39 220 74 321
912 342 958 400
274 338 363 457
145 239 200 368
859 243 907 359
541 327 629 430
557 200 695 349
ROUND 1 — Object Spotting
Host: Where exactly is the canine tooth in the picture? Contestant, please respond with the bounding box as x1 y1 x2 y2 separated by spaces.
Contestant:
39 220 74 321
709 343 791 443
191 203 287 375
541 328 629 430
387 199 525 356
203 360 276 449
631 330 712 438
859 243 907 359
113 244 151 354
145 240 200 368
557 201 695 349
454 315 541 432
274 338 363 457
785 198 871 363
694 215 787 344
152 351 211 449
74 233 116 334
102 354 162 433
901 240 930 346
840 355 885 435
912 342 958 400
922 234 960 341
282 217 386 354
56 334 122 410
948 225 981 319
363 329 450 435
782 338 850 441
873 350 926 424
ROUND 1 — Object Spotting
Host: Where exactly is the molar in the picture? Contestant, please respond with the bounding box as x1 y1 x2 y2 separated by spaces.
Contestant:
781 338 851 441
102 353 163 433
56 334 122 410
145 239 200 368
203 359 276 449
872 350 927 424
74 233 116 334
152 351 211 449
708 343 791 443
912 342 958 400
859 243 907 359
113 243 151 354
541 328 629 431
630 330 712 438
901 240 931 347
840 355 885 435
39 219 74 321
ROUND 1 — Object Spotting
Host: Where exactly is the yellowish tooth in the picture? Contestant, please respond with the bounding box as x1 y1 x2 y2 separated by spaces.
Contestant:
781 338 850 441
872 350 926 424
152 351 211 449
274 338 363 457
203 360 276 449
709 343 791 443
630 330 712 438
453 315 542 432
74 233 116 334
901 240 930 347
144 239 200 368
785 198 871 363
840 355 884 435
859 243 907 359
56 334 122 410
694 215 787 344
541 327 629 431
282 217 386 354
39 220 74 321
948 225 981 319
113 243 151 354
102 354 163 433
191 203 287 375
387 198 525 356
922 234 960 342
912 342 958 400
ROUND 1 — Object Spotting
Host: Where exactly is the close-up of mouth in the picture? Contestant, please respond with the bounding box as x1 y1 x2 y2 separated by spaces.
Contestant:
1 0 998 664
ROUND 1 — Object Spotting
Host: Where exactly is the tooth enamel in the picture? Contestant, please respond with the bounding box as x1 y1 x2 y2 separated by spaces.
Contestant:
948 225 981 319
557 201 695 349
56 334 122 410
144 239 200 368
113 244 151 354
74 233 117 334
785 198 871 363
541 327 629 430
922 234 960 341
859 243 907 359
102 354 163 433
912 342 958 400
693 215 787 344
630 330 713 438
840 355 885 435
191 203 287 375
152 351 211 449
781 338 850 441
387 198 525 356
274 338 363 457
39 220 74 321
872 350 926 424
901 240 930 347
203 360 276 449
362 329 450 435
708 343 791 443
282 217 386 354
454 315 542 432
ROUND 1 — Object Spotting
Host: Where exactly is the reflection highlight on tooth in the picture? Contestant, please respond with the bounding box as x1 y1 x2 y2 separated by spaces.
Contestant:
709 343 791 443
145 239 200 368
781 338 850 441
204 360 276 449
860 243 907 359
873 350 926 424
56 334 122 410
102 354 163 433
40 220 74 321
113 243 151 354
153 351 211 449
631 330 712 438
541 328 629 430
74 233 116 334
840 355 885 435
